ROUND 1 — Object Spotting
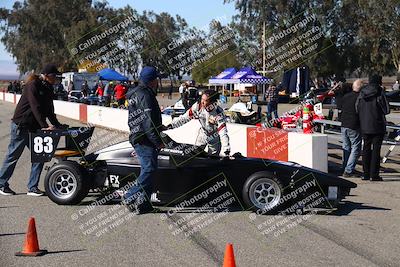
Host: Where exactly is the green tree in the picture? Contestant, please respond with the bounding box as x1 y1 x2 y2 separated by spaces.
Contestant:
192 21 240 84
356 0 400 75
225 0 400 78
139 11 198 86
0 0 115 73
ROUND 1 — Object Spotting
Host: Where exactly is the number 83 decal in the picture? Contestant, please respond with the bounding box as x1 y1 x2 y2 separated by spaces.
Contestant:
33 136 54 153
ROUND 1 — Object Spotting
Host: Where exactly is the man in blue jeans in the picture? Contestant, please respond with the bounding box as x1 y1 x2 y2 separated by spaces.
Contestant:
123 66 165 214
0 64 62 196
340 79 363 177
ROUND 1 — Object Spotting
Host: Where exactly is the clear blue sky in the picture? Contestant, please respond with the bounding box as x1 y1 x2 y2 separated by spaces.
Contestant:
0 0 237 74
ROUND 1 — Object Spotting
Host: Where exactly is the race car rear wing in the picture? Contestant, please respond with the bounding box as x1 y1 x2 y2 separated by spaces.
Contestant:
29 127 95 163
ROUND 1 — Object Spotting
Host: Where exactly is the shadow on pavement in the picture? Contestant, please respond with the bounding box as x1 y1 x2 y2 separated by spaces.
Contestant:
0 232 25 237
380 178 400 182
78 199 247 213
328 143 342 149
383 158 400 165
0 206 19 209
328 153 342 161
331 201 391 216
162 206 245 213
381 167 399 173
46 249 85 255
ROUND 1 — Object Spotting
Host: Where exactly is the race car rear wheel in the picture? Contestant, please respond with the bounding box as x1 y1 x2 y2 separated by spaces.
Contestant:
45 161 89 205
242 172 284 213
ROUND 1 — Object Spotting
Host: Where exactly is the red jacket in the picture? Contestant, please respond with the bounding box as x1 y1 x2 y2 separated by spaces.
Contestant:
114 84 127 100
96 86 104 97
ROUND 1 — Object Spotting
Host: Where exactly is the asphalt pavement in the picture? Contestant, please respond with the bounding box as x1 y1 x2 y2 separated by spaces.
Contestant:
0 100 399 267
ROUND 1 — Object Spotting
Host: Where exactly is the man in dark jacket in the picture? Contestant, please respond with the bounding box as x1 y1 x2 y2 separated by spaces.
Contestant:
356 74 390 181
329 76 351 121
265 82 279 121
123 66 165 214
7 82 13 92
81 80 89 97
0 64 62 196
340 79 363 177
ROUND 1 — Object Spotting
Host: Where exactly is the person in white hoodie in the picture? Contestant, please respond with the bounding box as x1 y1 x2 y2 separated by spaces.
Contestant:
170 90 230 156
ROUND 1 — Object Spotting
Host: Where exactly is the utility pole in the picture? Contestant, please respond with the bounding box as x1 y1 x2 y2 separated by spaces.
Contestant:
262 21 266 100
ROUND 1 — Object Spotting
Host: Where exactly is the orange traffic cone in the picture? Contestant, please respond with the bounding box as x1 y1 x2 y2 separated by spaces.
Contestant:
15 217 47 257
222 243 236 267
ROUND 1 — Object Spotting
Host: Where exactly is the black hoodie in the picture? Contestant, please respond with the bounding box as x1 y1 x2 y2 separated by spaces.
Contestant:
356 84 390 134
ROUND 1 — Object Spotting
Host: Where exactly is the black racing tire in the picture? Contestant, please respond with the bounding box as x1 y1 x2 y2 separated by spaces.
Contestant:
242 172 285 214
44 161 89 205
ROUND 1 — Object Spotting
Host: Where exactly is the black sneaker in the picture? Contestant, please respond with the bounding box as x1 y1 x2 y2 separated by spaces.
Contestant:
0 186 16 196
137 202 157 214
361 177 370 181
27 188 45 196
124 200 157 214
371 176 383 181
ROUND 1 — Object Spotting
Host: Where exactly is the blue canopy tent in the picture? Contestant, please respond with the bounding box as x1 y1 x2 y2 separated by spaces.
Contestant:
230 67 271 84
208 68 237 103
208 67 237 84
97 68 128 81
208 67 271 102
228 67 271 100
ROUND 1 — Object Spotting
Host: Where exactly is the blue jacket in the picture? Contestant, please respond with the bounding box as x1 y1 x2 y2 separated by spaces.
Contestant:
127 83 163 148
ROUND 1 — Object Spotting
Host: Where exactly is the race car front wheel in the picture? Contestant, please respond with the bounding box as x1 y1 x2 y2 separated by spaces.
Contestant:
242 172 284 213
45 161 89 205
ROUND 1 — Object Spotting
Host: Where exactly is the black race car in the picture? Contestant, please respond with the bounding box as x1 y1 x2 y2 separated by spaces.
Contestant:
31 127 356 213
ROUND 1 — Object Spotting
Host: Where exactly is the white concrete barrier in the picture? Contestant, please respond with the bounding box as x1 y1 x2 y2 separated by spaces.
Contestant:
225 123 249 157
87 105 130 132
4 92 15 103
163 120 248 156
288 132 328 172
53 100 81 120
0 95 329 172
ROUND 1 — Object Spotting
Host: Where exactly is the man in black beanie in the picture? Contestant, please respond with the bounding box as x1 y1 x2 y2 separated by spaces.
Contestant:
356 74 390 181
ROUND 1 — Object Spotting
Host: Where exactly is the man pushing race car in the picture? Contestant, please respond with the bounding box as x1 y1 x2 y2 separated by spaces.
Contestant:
169 90 231 157
28 68 356 212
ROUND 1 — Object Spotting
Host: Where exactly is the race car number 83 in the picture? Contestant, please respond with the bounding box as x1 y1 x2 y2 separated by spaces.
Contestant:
33 136 53 153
